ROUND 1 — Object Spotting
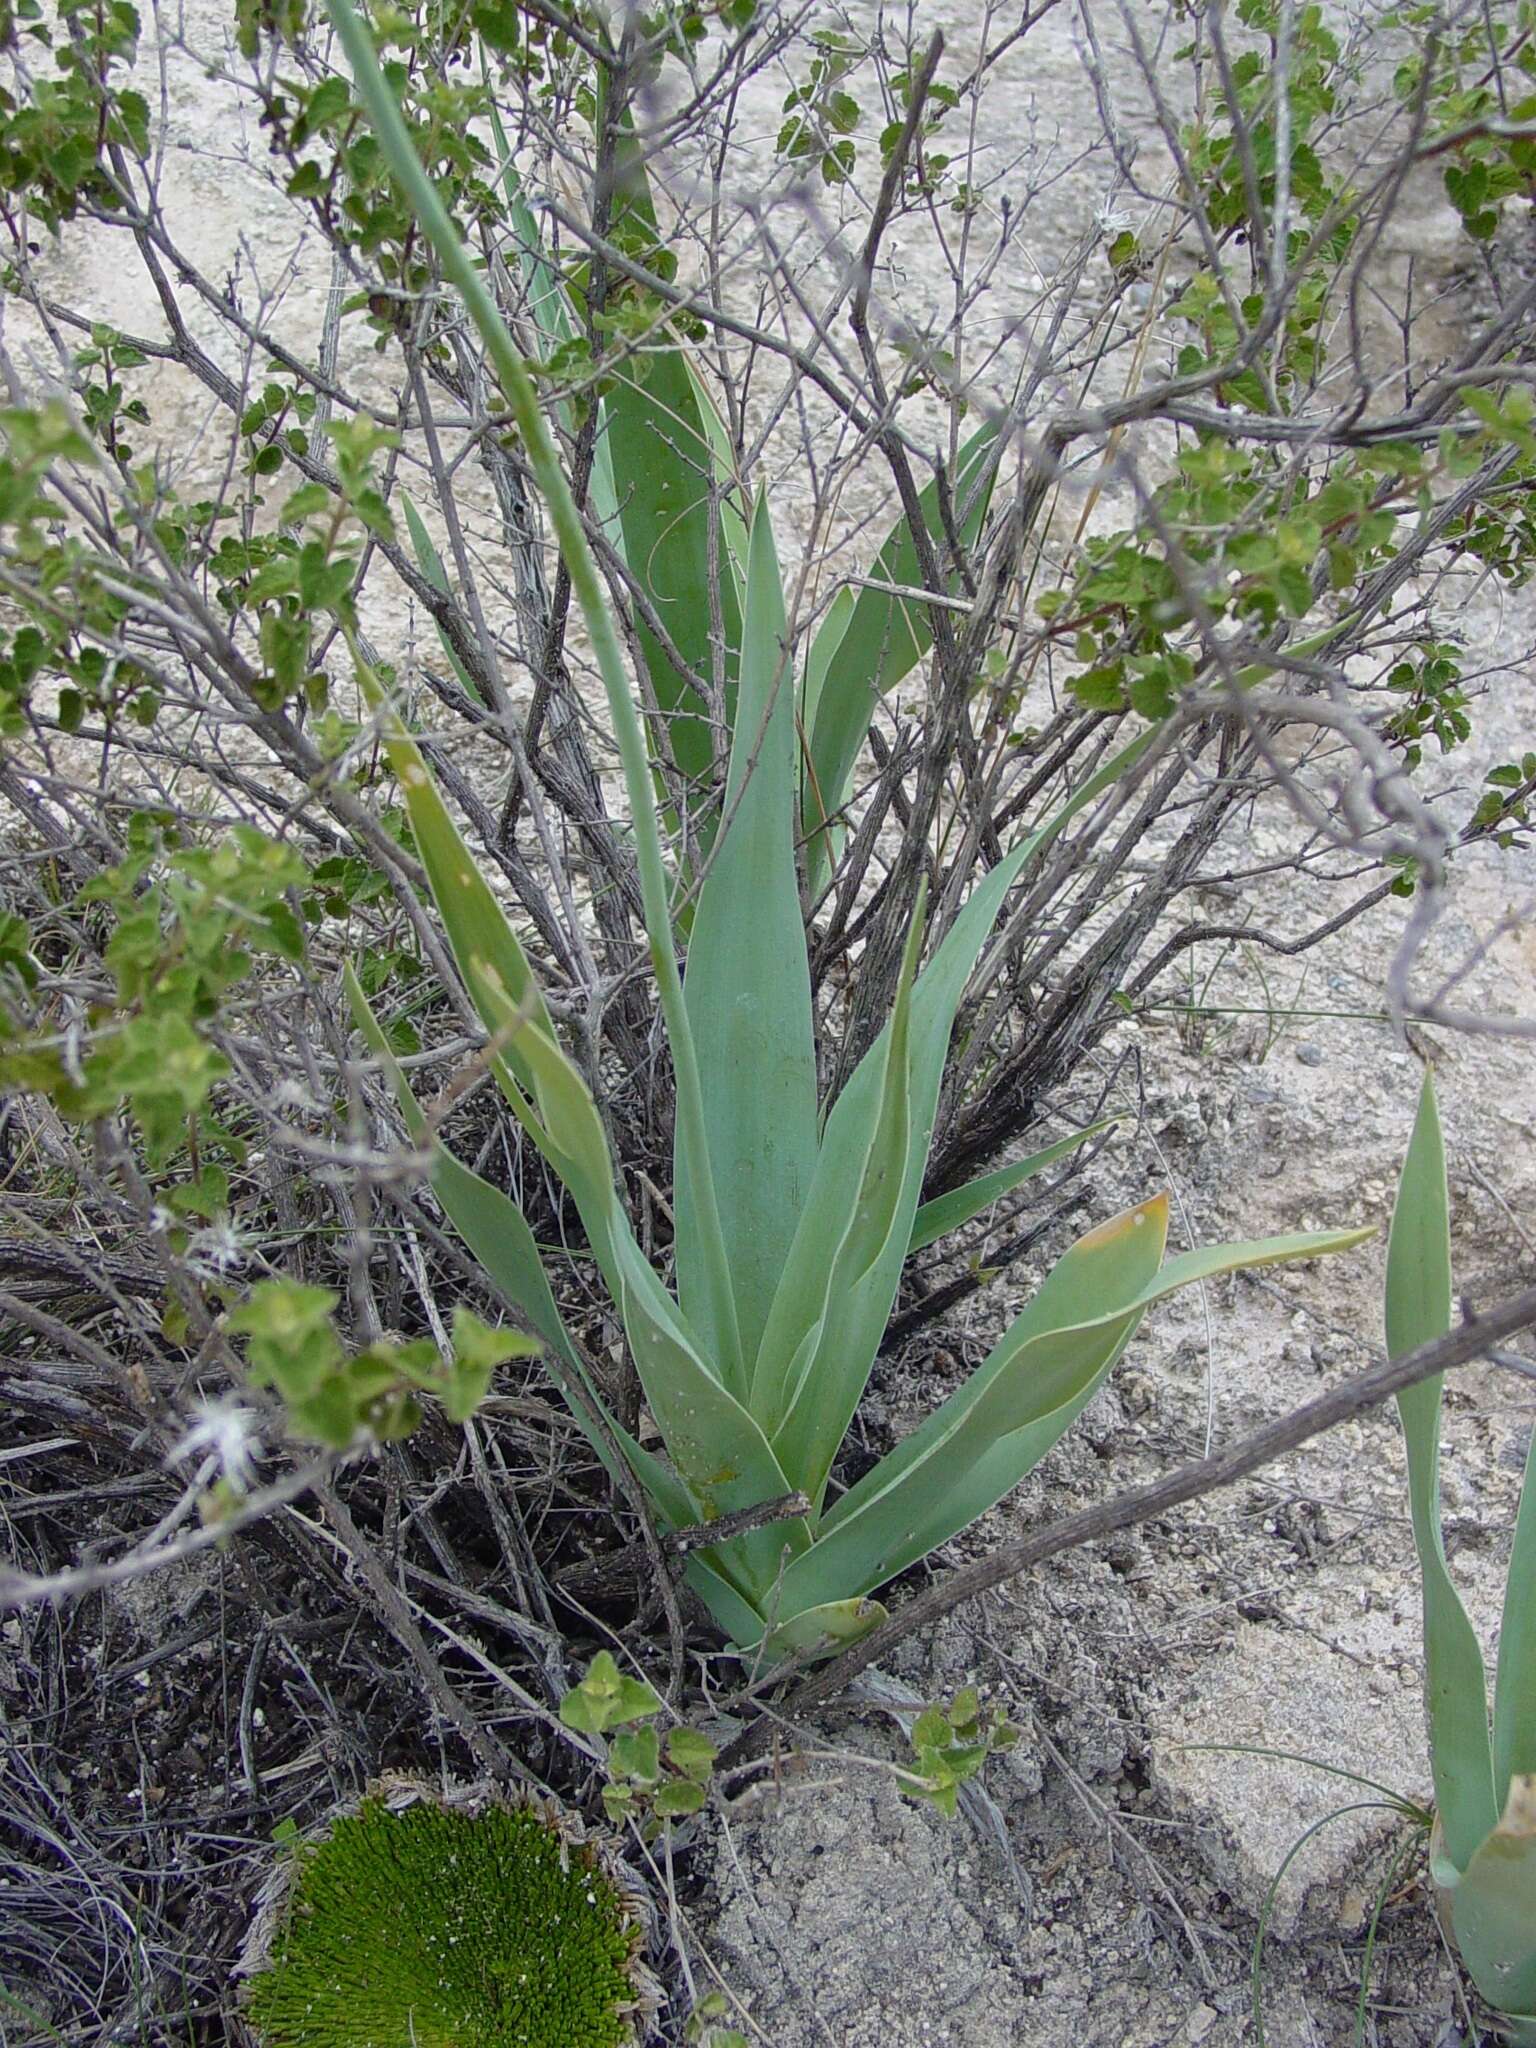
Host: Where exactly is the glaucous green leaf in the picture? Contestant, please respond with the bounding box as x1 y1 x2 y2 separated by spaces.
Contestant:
1495 1438 1536 1799
907 1117 1123 1254
749 890 920 1419
747 841 1037 1444
684 357 749 613
1439 1779 1536 2035
763 904 924 1503
1386 1070 1498 1875
353 660 552 1106
748 1594 888 1668
791 1208 1373 1612
678 491 818 1381
343 964 696 1525
594 116 741 797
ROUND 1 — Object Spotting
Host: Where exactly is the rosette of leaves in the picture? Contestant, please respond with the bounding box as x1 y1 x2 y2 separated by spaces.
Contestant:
321 0 1374 1672
238 1777 659 2048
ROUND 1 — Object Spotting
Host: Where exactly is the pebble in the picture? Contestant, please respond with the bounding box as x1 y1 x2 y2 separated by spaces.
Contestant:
1296 1044 1325 1067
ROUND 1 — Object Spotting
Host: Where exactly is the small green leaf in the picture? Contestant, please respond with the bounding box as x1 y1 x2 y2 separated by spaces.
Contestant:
667 1726 718 1782
653 1778 707 1819
558 1652 663 1736
610 1726 661 1784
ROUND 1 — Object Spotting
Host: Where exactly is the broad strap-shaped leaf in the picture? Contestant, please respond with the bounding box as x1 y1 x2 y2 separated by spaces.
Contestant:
466 960 625 1283
786 1196 1170 1607
749 1595 888 1667
677 492 819 1381
353 657 552 1105
595 112 741 796
802 421 1000 884
749 732 1159 1475
798 585 854 750
328 0 744 1430
684 357 749 613
342 967 695 1527
468 964 809 1588
747 841 1036 1450
752 899 923 1458
345 964 574 1366
767 909 924 1501
608 1226 809 1584
1439 1778 1536 2033
789 1211 1374 1611
456 962 796 1580
783 1308 1145 1612
603 346 737 788
1387 1071 1498 1875
908 1118 1122 1254
1495 1435 1536 1800
683 1552 771 1648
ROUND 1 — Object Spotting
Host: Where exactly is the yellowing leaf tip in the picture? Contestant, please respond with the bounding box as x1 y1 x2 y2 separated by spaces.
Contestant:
1077 1191 1170 1250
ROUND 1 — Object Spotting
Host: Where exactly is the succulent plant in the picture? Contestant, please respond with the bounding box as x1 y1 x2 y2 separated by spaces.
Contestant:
239 1778 657 2048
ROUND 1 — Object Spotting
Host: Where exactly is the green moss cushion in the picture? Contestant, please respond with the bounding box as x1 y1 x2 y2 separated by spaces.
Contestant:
242 1790 651 2048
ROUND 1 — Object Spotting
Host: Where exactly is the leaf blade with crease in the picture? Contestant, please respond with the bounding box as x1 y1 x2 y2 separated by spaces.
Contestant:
679 489 818 1380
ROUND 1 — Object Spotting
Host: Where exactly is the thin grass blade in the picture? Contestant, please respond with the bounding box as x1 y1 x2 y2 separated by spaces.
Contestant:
400 493 487 707
480 74 619 529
